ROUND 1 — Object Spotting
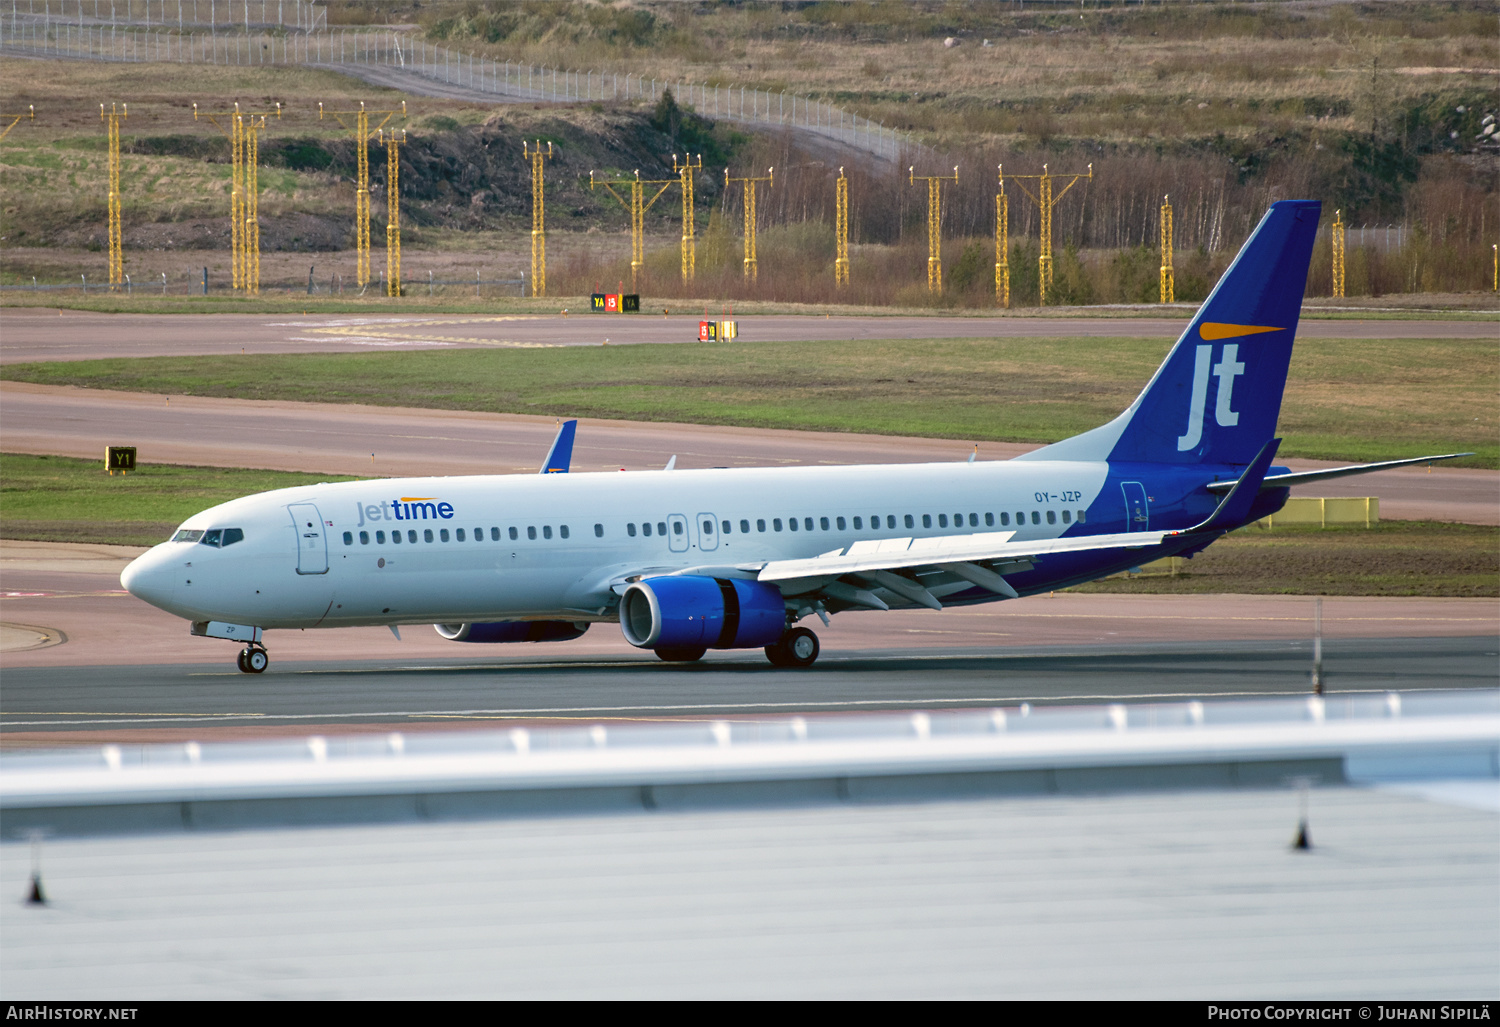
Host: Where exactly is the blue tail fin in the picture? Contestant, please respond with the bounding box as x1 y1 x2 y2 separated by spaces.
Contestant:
1019 200 1321 467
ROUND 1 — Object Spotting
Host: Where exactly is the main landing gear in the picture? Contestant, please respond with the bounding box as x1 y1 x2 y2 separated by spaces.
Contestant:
765 626 819 668
236 645 269 674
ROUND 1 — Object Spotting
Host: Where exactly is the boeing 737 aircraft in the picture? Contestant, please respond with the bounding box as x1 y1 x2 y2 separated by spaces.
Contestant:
122 200 1464 672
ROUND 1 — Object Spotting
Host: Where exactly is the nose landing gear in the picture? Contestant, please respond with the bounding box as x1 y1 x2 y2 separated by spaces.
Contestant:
236 646 269 674
765 626 819 668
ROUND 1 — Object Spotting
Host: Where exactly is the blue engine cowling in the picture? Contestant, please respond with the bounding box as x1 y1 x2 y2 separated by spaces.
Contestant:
433 621 590 643
619 576 787 650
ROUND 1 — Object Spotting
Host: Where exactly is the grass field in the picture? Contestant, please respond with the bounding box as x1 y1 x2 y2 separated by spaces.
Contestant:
4 335 1493 466
0 453 361 546
1081 520 1499 598
4 452 1492 597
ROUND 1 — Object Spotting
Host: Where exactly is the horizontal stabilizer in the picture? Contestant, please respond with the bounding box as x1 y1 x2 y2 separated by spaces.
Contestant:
1204 452 1475 493
1186 438 1280 533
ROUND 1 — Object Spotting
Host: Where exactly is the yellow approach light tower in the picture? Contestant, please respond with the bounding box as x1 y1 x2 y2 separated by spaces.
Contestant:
1331 209 1345 299
382 129 406 298
195 103 280 293
1 105 34 141
1160 194 1175 304
240 110 279 295
1002 163 1092 306
525 140 553 297
910 165 958 293
591 168 676 291
321 101 406 289
101 103 127 288
835 167 850 287
995 168 1010 308
725 167 774 281
673 153 702 282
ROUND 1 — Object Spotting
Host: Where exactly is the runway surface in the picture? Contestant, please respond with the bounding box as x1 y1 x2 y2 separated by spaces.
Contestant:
4 541 1496 743
4 382 1495 522
2 310 1494 364
4 636 1496 740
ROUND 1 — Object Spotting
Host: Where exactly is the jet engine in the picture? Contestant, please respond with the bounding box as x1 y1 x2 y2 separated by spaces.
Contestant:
619 576 787 651
433 621 590 643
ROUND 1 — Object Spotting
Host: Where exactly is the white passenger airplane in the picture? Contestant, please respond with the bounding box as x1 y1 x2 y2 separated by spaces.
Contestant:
122 201 1465 672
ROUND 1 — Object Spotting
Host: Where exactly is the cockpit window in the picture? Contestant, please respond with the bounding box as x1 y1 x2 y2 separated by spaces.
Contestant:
172 529 204 543
195 528 244 548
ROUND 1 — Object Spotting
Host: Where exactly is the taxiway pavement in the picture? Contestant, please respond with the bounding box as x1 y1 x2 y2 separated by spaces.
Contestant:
2 310 1495 364
4 382 1494 523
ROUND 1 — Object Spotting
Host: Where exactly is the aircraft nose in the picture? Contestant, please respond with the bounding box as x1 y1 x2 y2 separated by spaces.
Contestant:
121 547 178 610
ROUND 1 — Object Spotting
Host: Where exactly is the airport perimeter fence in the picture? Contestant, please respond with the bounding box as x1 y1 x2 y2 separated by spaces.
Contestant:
4 0 325 31
0 270 525 298
0 15 914 163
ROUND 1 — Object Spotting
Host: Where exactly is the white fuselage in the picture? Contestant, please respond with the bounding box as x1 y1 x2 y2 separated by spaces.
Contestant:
121 459 1111 630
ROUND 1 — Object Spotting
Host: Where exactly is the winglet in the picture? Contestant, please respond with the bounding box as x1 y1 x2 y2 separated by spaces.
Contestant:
540 419 577 474
1185 438 1281 533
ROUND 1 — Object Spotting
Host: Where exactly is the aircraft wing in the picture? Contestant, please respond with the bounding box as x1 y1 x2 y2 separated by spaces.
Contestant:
1204 452 1473 493
755 529 1171 610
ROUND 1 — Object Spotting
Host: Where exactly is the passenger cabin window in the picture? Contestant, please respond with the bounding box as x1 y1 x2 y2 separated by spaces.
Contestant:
440 528 450 542
853 517 863 530
672 521 683 536
836 517 846 530
455 528 465 542
922 515 932 529
904 515 914 529
985 513 995 527
1030 512 1040 525
528 527 538 540
628 523 638 537
788 517 798 532
702 520 714 536
1000 513 1010 526
757 519 766 532
740 520 750 534
642 522 652 537
1047 511 1057 525
773 519 783 532
491 527 502 541
1061 511 1072 524
407 530 417 543
509 527 518 541
359 531 369 545
424 529 435 543
820 517 830 531
376 531 386 544
595 524 604 538
1077 510 1087 523
392 531 402 544
342 531 353 545
938 514 947 528
543 526 553 540
657 522 667 536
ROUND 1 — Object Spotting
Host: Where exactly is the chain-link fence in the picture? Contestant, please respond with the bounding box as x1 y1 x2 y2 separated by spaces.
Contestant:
0 15 912 162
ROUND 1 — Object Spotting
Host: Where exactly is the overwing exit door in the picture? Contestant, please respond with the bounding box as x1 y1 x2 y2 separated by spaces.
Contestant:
289 503 329 574
696 512 719 551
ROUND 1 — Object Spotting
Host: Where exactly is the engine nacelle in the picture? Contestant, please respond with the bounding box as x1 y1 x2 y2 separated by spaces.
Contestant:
433 621 590 643
619 576 787 650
